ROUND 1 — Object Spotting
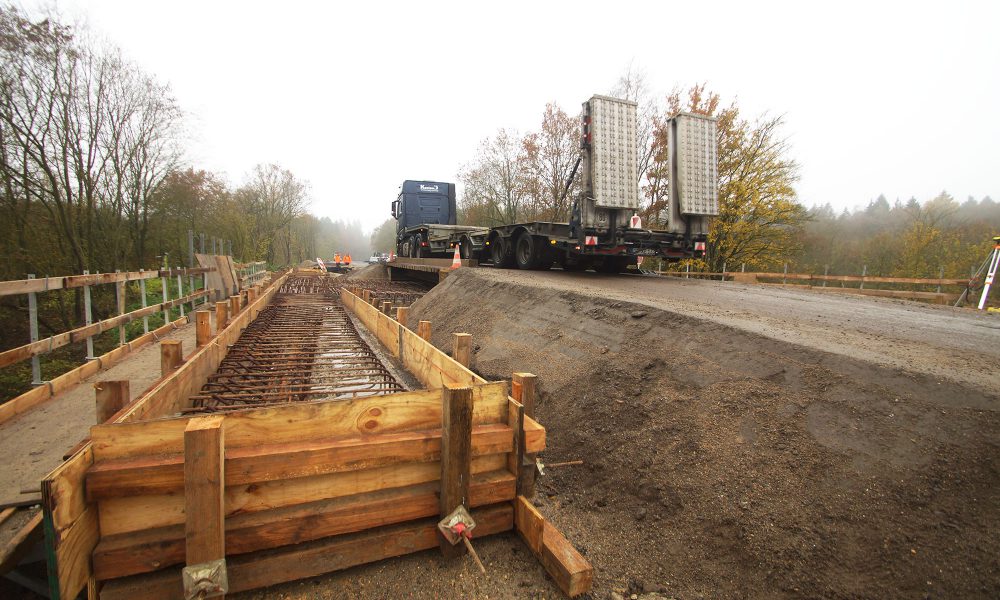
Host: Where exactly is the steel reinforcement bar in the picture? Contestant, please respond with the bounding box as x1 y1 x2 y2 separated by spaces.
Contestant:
186 274 412 412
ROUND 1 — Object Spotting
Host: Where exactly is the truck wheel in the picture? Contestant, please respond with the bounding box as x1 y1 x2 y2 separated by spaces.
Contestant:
409 236 420 258
490 236 514 268
515 234 540 270
459 237 472 260
400 239 411 258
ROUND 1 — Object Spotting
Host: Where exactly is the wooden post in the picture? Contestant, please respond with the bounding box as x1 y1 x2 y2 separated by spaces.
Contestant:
116 273 126 347
362 290 371 304
215 302 229 334
439 384 473 558
417 320 432 342
161 340 183 378
95 380 129 424
452 333 472 368
396 306 409 329
229 295 241 317
195 311 212 348
184 416 225 570
513 372 538 496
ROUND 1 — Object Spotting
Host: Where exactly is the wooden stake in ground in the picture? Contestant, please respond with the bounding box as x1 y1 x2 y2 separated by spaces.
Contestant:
453 333 472 368
184 416 226 596
418 320 432 342
513 372 537 497
161 341 183 378
396 306 409 329
215 302 228 334
195 310 212 348
95 380 129 424
439 384 472 559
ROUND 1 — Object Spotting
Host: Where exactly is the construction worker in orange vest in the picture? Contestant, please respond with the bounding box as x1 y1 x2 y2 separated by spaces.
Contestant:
334 252 341 266
345 254 352 266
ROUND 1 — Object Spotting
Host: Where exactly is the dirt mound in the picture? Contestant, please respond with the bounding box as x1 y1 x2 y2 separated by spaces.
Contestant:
344 262 388 280
409 268 1000 599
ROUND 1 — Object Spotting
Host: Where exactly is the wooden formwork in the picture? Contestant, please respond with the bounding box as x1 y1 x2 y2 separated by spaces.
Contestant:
40 271 591 599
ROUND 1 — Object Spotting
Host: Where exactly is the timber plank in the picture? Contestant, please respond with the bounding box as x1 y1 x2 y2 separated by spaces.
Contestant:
513 496 592 597
86 423 516 501
97 454 508 536
183 417 225 566
91 381 508 460
92 471 515 580
99 503 513 600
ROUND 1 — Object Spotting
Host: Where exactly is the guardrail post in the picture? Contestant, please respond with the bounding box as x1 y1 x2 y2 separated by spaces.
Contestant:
937 266 944 293
116 270 126 346
722 261 727 282
83 270 95 359
177 268 185 319
823 264 829 288
139 269 149 334
860 264 867 289
162 272 170 325
783 262 788 284
95 380 129 424
27 274 41 385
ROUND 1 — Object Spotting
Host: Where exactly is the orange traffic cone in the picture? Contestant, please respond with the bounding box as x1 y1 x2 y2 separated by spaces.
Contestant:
451 245 462 269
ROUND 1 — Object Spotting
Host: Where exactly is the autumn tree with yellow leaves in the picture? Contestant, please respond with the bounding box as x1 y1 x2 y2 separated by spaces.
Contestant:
645 84 807 271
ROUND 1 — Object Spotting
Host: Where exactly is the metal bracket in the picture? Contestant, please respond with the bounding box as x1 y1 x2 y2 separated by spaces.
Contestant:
182 558 228 600
437 505 477 545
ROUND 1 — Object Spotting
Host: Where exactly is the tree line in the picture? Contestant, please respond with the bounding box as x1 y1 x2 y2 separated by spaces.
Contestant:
1 6 367 285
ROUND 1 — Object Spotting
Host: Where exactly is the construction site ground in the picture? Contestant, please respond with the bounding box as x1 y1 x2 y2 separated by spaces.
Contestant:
396 267 1000 599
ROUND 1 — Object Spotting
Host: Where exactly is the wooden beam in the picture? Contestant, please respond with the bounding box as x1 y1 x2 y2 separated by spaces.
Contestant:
184 416 225 567
92 471 514 580
228 295 241 317
91 381 509 461
215 301 228 333
95 381 130 424
452 333 472 368
513 373 538 496
99 504 513 600
514 496 592 597
195 310 211 347
86 423 521 501
439 384 473 558
417 320 432 342
395 306 409 329
160 341 183 378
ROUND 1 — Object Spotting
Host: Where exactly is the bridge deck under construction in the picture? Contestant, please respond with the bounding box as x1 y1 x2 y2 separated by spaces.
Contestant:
187 275 411 413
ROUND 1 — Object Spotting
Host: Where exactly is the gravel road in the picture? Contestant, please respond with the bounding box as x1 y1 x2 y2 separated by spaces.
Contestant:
468 269 1000 399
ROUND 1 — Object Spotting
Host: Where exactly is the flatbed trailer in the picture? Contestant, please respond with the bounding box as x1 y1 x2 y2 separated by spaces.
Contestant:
397 223 490 259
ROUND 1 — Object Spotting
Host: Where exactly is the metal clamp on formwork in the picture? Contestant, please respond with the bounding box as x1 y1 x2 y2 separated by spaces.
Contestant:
182 558 228 600
438 505 486 574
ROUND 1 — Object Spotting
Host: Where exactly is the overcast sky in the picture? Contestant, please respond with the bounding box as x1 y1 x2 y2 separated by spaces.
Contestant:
40 0 1000 232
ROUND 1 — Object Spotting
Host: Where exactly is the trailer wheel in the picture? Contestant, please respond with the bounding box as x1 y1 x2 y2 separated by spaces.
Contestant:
515 233 541 270
490 235 514 268
459 236 472 260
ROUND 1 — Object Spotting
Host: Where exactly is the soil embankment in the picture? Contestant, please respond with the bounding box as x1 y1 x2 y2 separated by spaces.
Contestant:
408 268 1000 599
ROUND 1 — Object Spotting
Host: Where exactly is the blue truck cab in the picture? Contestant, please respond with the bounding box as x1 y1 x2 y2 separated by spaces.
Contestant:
391 181 488 259
392 181 457 232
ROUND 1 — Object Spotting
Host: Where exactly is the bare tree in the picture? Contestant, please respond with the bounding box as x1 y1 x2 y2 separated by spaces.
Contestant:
459 129 530 226
522 103 579 222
